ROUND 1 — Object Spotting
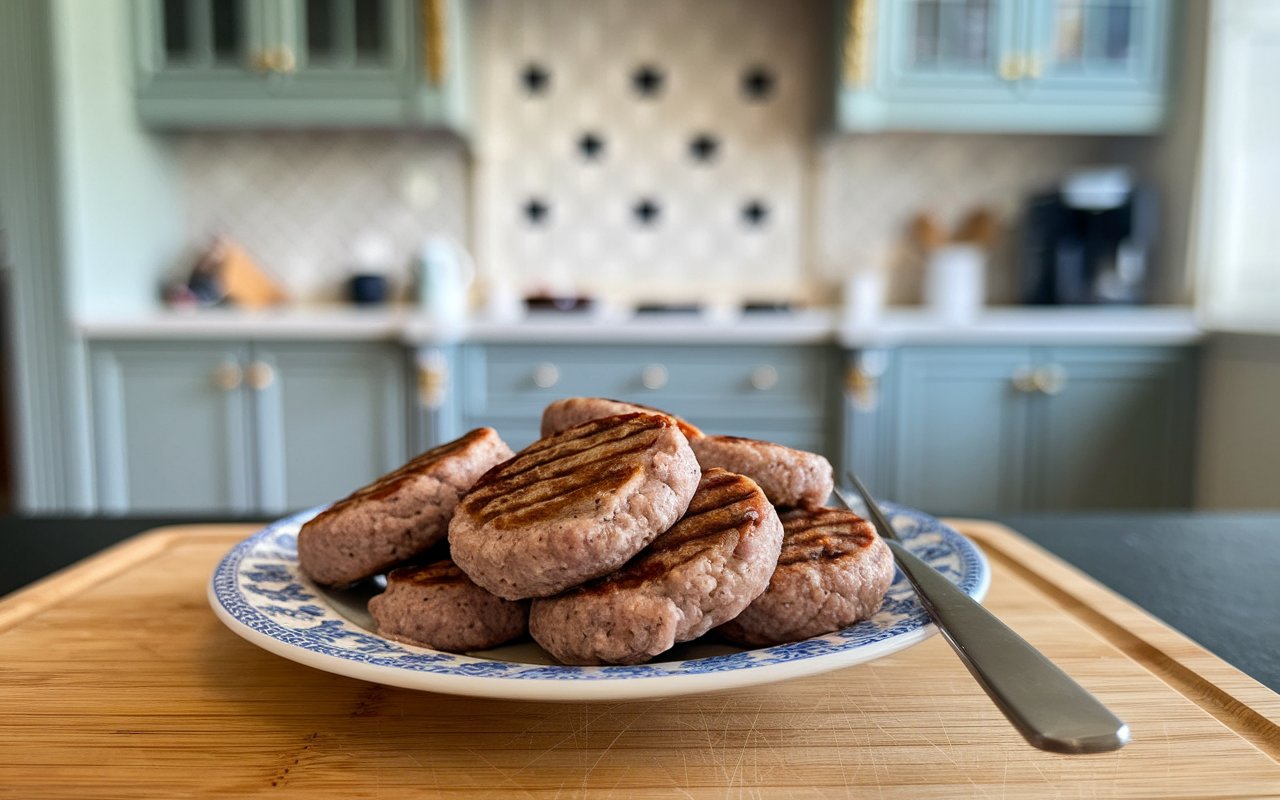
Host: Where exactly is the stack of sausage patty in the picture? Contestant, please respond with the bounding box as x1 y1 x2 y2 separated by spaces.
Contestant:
297 398 895 666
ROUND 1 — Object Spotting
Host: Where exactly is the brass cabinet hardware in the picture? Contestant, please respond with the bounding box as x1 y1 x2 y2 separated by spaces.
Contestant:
640 364 669 391
1011 365 1037 393
1024 55 1043 79
417 355 448 410
749 365 779 391
246 361 275 391
843 0 874 87
532 362 560 389
846 350 888 412
999 54 1025 81
423 0 447 85
1033 364 1068 395
250 49 273 73
212 362 243 392
274 47 296 74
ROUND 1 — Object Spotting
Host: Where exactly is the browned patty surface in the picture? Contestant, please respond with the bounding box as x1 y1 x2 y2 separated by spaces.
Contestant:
540 397 703 440
530 468 783 665
297 428 513 586
689 435 834 508
449 412 701 600
716 506 894 646
368 560 529 652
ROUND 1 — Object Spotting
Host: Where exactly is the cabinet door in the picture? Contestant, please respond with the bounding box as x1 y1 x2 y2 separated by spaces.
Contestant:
1030 346 1194 509
250 343 408 514
883 0 1022 96
90 343 253 513
274 0 413 103
892 348 1033 515
135 0 273 100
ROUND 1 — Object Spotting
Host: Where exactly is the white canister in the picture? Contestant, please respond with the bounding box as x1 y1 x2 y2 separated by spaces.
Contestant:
842 269 887 329
924 244 986 324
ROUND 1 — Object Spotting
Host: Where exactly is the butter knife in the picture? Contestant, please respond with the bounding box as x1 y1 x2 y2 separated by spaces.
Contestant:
836 472 1130 754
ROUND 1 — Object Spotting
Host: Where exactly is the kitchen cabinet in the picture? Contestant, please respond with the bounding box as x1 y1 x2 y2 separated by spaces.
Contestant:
835 0 1172 133
90 341 407 514
453 344 842 457
133 0 471 130
859 345 1196 514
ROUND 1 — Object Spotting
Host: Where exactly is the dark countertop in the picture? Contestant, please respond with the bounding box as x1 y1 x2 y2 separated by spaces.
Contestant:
3 512 1277 693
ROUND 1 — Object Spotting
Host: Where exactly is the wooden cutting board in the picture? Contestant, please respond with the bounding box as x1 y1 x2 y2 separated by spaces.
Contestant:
0 521 1277 798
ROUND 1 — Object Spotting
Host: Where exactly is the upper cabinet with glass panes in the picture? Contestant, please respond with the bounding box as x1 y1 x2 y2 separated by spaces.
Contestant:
133 0 472 131
835 0 1173 133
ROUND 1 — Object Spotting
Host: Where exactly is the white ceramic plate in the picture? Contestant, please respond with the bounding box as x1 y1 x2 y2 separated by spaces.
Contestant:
208 502 989 701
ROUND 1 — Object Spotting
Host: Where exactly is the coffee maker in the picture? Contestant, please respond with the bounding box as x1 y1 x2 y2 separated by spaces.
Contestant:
1022 168 1157 305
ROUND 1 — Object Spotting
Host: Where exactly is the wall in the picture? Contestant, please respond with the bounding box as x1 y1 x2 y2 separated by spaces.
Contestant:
1196 335 1280 508
176 0 1144 307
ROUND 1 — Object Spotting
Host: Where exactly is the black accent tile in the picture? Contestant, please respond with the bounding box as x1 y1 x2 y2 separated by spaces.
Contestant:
689 133 719 163
742 65 775 101
631 64 665 97
633 198 661 226
521 63 551 95
524 198 550 225
577 132 605 160
742 199 769 227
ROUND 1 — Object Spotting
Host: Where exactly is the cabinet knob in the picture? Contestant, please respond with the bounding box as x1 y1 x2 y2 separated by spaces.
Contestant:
999 54 1025 81
641 364 669 391
1034 364 1068 395
1011 365 1037 393
749 365 779 391
274 47 296 74
532 362 560 389
1024 55 1043 79
212 361 243 392
246 361 275 391
250 50 272 73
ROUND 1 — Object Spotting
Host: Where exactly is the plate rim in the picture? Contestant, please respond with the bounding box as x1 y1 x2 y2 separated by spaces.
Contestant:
208 503 990 701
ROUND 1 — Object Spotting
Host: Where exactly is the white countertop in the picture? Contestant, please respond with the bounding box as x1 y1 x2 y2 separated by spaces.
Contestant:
75 305 1203 346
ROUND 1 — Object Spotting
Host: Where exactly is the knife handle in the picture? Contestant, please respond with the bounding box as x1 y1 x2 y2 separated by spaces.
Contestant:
885 539 1130 754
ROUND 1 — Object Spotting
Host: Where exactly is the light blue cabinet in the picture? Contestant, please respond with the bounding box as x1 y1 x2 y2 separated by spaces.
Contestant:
453 344 841 457
134 0 470 130
90 340 407 513
836 0 1172 133
860 344 1196 515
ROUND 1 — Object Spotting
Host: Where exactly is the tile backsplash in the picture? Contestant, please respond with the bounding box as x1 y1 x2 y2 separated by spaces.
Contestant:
177 1 1132 306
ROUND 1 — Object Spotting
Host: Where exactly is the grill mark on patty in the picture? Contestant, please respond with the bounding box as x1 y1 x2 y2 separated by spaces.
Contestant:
463 414 671 524
325 429 489 511
574 469 767 595
386 560 471 586
776 508 876 566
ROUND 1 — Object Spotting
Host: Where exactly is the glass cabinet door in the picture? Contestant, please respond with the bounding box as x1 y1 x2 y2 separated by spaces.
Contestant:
278 0 410 84
1024 0 1167 92
884 0 1022 96
146 0 266 79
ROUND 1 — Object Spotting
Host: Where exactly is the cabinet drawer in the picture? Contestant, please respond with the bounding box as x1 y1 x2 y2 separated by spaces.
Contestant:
467 345 832 422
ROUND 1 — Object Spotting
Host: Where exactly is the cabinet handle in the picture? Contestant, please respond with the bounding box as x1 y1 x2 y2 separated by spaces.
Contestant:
1011 365 1037 393
212 361 243 392
842 0 874 87
532 362 560 389
999 54 1024 81
749 365 779 391
246 361 275 391
274 47 296 74
250 50 273 73
422 0 448 85
1024 55 1043 79
641 364 669 391
1033 364 1068 395
417 358 448 410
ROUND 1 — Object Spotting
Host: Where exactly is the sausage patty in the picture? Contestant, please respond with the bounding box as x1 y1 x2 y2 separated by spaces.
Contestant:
689 435 834 508
540 397 703 441
298 428 514 586
448 412 701 600
529 468 783 665
368 560 529 653
716 506 894 647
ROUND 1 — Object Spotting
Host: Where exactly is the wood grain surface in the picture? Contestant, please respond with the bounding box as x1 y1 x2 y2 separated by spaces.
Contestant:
0 520 1277 799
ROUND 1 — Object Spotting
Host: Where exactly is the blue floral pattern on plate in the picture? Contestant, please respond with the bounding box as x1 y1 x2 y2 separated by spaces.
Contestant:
209 502 990 698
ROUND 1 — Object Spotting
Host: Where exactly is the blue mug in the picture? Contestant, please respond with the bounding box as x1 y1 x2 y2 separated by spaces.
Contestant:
348 274 388 305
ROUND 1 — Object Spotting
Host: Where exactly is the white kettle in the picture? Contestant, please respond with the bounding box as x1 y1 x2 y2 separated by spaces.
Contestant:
417 236 475 326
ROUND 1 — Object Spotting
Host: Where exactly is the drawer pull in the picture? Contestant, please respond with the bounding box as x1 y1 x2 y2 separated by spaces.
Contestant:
532 362 560 389
640 364 668 390
246 361 275 391
1034 364 1068 395
212 362 243 392
749 365 779 391
1011 366 1037 393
